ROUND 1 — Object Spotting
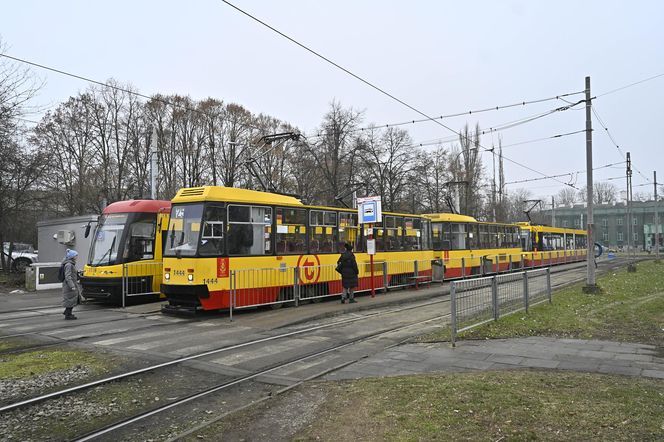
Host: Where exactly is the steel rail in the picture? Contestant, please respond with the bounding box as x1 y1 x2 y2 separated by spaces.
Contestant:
74 309 451 441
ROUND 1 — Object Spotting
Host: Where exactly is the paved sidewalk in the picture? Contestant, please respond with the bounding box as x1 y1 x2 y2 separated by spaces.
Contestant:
324 336 664 381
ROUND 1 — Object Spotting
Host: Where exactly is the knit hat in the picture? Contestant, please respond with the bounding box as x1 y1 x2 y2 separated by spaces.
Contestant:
65 249 78 259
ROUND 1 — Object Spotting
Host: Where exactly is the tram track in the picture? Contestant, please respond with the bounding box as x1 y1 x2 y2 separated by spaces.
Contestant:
0 293 451 413
75 308 450 441
0 258 644 441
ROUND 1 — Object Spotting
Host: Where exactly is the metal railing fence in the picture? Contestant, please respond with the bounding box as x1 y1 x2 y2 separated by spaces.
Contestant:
228 258 434 319
121 261 163 308
450 267 552 345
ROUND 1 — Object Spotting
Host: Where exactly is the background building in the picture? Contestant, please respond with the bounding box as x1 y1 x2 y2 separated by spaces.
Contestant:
545 201 663 251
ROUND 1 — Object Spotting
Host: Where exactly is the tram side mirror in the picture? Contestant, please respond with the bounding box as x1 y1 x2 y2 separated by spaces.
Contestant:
84 223 91 238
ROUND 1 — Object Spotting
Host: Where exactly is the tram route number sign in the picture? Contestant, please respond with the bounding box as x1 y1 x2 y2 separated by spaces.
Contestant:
357 196 382 224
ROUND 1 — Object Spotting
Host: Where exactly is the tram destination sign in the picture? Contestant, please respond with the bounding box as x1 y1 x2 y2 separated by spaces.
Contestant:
357 196 382 224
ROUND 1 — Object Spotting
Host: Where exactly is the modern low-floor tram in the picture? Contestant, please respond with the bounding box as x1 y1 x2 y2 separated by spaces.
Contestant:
81 199 171 304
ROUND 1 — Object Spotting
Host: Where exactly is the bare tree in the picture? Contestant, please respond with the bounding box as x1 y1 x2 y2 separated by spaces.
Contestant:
579 182 618 205
304 101 363 205
449 123 484 217
357 126 415 211
413 147 450 213
495 139 508 221
0 40 44 267
557 187 578 206
34 97 97 215
504 188 534 222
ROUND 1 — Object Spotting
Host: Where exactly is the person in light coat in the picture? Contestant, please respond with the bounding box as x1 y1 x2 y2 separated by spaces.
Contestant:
62 249 80 320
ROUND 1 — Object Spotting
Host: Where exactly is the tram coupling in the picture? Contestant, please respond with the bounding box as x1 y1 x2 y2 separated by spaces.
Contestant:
161 303 199 316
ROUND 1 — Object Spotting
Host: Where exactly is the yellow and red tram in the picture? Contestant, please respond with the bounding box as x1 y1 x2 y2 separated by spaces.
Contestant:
517 222 587 266
81 199 171 303
426 213 523 278
160 186 435 311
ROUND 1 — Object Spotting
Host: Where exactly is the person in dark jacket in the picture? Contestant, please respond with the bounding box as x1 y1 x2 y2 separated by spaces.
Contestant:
62 249 79 320
337 242 359 304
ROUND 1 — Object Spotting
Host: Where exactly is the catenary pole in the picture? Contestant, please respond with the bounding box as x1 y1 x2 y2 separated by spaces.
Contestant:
626 152 632 254
655 171 660 260
584 76 596 288
551 196 555 227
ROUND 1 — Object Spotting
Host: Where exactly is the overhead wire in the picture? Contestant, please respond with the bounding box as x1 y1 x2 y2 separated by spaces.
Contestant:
220 0 583 190
404 127 585 151
1 50 582 162
0 49 585 192
596 72 664 98
591 104 650 183
504 161 626 186
0 52 269 133
305 93 584 139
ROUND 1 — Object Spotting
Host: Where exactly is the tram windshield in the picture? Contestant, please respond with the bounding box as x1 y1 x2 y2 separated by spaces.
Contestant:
164 204 204 257
89 214 127 266
88 212 157 266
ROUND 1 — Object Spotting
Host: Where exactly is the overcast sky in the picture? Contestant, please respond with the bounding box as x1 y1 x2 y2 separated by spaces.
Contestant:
2 0 663 202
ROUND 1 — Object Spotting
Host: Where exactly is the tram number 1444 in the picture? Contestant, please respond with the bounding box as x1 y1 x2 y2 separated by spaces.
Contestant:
203 278 219 285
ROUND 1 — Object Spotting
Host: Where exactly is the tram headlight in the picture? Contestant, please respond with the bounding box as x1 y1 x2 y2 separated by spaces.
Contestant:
187 273 193 281
164 272 170 280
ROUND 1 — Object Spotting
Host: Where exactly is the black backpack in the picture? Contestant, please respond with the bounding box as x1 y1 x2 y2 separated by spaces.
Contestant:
58 263 66 282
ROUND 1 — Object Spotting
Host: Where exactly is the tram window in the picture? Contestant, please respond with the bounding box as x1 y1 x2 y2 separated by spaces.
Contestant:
432 223 445 250
227 205 272 256
520 229 531 251
124 214 156 261
432 223 441 250
543 233 564 250
276 207 306 254
510 227 519 248
310 210 337 253
439 222 452 250
433 223 446 251
575 234 587 249
450 223 467 250
403 217 421 250
566 234 575 250
200 205 225 256
338 212 362 252
384 216 402 251
228 205 250 223
421 219 431 250
468 224 480 249
478 224 489 249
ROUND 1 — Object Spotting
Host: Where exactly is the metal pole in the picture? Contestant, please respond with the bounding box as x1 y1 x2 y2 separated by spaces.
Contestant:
121 263 126 309
627 153 636 271
551 196 555 227
655 171 660 260
584 76 597 289
382 261 389 290
523 271 529 313
294 267 300 307
229 271 234 322
150 126 158 199
369 223 375 297
627 152 632 254
450 282 457 347
546 267 552 304
492 275 499 321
